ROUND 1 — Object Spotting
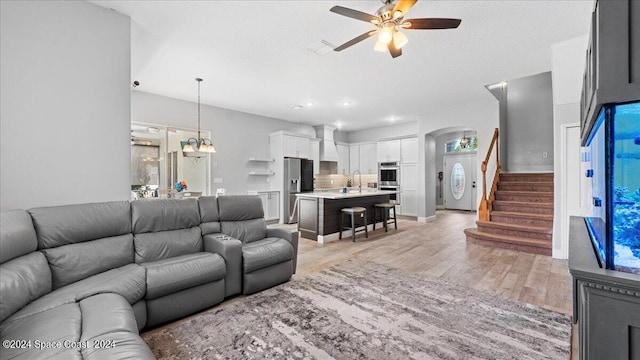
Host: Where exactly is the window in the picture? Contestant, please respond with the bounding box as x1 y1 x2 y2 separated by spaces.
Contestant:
445 136 478 153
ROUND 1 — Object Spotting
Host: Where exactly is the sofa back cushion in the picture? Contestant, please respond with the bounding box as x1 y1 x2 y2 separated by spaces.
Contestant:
0 210 51 322
0 252 52 323
29 201 131 249
131 198 203 263
28 201 134 289
0 210 38 264
198 196 220 235
217 195 266 244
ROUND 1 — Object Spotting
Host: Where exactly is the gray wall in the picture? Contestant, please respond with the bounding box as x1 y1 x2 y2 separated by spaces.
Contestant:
0 1 131 212
347 121 417 143
132 91 301 195
506 72 554 172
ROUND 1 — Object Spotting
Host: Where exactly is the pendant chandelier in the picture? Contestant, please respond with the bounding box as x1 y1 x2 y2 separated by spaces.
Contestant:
182 78 216 153
459 132 470 149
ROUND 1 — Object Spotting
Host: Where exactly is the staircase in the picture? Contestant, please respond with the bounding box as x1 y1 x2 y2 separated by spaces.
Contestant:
464 173 554 256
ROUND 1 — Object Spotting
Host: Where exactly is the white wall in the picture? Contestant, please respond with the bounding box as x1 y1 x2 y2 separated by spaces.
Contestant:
0 1 131 212
132 91 301 195
551 35 589 258
347 121 418 143
417 99 500 220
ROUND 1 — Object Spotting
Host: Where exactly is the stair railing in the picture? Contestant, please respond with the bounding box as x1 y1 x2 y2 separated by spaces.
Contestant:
479 128 501 221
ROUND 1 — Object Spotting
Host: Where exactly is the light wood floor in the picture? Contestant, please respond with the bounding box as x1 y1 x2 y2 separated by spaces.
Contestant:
292 210 577 359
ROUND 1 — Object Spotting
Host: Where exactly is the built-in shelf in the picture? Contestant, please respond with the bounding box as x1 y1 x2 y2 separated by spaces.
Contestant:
248 157 274 162
248 171 275 176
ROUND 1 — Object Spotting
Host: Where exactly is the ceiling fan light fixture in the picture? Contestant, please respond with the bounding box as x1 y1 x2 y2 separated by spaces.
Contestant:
374 39 387 52
379 25 394 44
393 31 408 49
393 10 403 20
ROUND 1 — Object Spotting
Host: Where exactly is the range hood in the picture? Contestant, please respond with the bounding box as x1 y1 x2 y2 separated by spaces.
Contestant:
314 125 339 162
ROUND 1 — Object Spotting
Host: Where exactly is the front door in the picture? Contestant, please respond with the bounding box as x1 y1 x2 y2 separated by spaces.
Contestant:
444 153 477 210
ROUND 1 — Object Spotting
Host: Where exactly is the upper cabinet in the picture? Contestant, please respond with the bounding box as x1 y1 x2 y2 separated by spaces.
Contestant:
310 138 320 174
283 136 310 158
400 137 418 163
349 145 360 173
359 143 377 175
581 0 640 143
377 140 401 163
336 144 350 175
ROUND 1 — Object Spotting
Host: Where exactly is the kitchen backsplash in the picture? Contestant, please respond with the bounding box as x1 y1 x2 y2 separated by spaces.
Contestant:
314 174 378 189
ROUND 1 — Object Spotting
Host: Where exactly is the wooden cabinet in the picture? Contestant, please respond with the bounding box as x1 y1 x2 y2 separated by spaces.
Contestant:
401 137 418 163
336 144 350 175
310 139 320 174
349 145 360 173
258 191 280 221
377 140 401 163
580 0 640 143
359 143 377 174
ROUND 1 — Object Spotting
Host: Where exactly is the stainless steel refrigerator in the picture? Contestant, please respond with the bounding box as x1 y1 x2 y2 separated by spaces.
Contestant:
284 158 314 224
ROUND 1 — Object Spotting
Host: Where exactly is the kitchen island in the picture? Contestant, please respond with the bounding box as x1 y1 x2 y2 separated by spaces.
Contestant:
295 190 396 243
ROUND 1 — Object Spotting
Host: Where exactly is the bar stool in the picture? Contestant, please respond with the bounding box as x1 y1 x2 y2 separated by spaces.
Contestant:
373 203 397 232
339 207 368 242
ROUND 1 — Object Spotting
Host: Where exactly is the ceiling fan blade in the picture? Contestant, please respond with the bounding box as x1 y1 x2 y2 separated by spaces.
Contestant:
392 0 418 18
330 6 378 23
334 30 377 52
388 39 402 58
403 18 461 30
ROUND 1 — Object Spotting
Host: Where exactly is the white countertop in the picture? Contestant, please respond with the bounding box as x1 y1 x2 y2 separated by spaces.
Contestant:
295 190 396 199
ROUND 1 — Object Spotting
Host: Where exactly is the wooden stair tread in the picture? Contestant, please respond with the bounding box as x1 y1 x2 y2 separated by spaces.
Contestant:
495 190 554 196
498 181 554 185
476 220 551 234
490 211 553 220
492 200 554 208
464 228 552 248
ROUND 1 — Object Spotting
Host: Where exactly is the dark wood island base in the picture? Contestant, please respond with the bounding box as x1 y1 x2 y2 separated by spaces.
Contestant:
296 191 394 243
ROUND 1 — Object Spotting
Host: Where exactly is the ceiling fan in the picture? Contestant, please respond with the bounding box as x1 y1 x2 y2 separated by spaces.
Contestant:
330 0 461 58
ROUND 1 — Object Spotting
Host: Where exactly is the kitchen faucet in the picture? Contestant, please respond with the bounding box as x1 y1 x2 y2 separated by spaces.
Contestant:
352 170 362 193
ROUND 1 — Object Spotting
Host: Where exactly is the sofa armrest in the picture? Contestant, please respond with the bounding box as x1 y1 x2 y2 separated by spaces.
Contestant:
266 228 299 274
203 234 242 297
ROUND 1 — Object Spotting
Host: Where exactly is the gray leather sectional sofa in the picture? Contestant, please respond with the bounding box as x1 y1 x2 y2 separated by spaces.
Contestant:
0 195 297 359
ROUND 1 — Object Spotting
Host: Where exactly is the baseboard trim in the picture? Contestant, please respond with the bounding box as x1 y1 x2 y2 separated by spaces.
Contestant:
418 215 436 222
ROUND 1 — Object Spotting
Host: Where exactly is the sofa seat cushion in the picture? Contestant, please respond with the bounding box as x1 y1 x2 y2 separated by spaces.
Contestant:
0 302 82 359
2 264 145 326
142 252 226 300
79 293 138 342
242 237 293 273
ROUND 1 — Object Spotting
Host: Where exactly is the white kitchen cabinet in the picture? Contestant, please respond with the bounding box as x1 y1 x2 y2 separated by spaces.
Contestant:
349 145 360 173
359 143 377 174
401 190 417 216
336 144 350 175
258 191 280 221
283 135 309 158
377 139 401 163
401 137 418 163
310 139 320 174
400 163 418 216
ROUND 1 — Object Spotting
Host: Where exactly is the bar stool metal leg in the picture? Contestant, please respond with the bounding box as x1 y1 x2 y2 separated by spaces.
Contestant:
351 213 356 242
364 209 368 238
393 205 397 230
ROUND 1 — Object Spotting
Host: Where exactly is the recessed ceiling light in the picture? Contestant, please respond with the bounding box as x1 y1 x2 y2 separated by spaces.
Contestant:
336 122 344 129
389 117 396 122
306 102 313 106
343 101 351 106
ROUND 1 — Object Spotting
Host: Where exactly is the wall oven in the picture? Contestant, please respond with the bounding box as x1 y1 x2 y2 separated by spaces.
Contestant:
379 186 400 205
379 161 400 186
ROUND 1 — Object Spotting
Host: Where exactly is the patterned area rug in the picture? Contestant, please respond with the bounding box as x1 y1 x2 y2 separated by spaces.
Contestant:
142 260 571 359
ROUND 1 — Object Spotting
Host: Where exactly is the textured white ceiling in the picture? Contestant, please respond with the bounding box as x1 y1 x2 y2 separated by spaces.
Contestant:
91 0 593 131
